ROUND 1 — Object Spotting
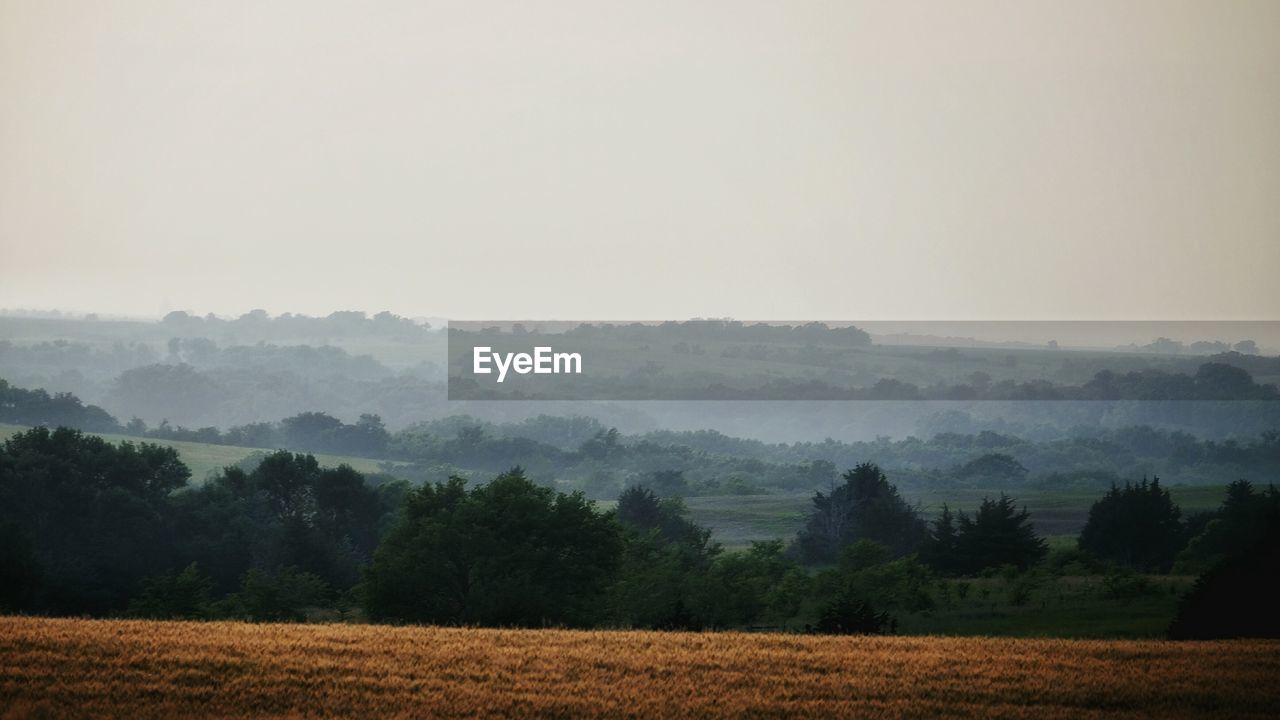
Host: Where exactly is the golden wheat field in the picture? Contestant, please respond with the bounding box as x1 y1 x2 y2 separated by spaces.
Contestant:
1 617 1278 719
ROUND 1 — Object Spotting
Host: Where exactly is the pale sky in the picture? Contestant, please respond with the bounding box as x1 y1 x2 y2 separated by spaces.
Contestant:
1 1 1277 321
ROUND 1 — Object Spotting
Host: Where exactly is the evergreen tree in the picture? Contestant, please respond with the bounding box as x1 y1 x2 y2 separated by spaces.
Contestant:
813 589 890 635
1176 480 1280 573
953 494 1047 574
793 463 926 564
921 504 960 575
1078 477 1184 571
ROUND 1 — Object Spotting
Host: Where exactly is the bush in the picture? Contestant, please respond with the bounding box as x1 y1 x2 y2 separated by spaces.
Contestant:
813 591 891 635
227 567 329 622
128 563 214 620
1101 570 1158 600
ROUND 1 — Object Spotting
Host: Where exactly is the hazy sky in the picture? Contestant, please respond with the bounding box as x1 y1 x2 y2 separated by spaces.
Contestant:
2 1 1277 321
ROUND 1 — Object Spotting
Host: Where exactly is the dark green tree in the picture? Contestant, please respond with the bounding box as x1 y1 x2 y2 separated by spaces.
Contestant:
127 562 214 619
920 504 960 575
362 468 622 626
793 463 926 564
953 495 1047 574
173 451 394 594
615 485 709 547
607 485 719 629
227 566 330 622
0 427 188 614
691 540 809 629
1176 480 1280 573
0 520 41 611
1078 477 1184 572
813 590 890 635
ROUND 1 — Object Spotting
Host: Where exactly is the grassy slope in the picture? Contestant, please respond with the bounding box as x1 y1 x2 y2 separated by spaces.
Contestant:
0 423 388 481
2 617 1278 719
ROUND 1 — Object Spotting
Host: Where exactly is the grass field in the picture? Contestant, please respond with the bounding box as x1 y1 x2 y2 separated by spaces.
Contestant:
1 617 1277 719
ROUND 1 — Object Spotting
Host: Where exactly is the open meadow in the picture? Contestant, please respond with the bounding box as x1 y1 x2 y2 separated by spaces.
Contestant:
1 617 1278 719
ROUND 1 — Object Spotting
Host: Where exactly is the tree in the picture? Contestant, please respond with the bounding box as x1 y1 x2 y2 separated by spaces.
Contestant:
106 363 224 427
1176 480 1280 573
281 411 344 451
615 485 708 547
0 520 41 611
1168 517 1280 639
228 566 329 622
579 428 622 460
648 469 689 497
173 451 394 594
608 484 721 630
793 463 926 564
362 468 622 627
954 453 1028 483
921 505 960 575
952 495 1047 574
0 427 188 614
692 540 809 629
0 379 121 432
1078 477 1184 572
813 591 890 635
128 563 214 619
833 540 934 615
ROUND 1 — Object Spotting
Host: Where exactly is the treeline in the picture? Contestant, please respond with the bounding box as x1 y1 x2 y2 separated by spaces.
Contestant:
491 362 1279 401
161 309 432 337
0 378 119 432
639 424 1280 490
1119 338 1260 355
5 375 1279 496
141 414 1280 496
2 427 1276 638
457 320 875 347
0 427 407 619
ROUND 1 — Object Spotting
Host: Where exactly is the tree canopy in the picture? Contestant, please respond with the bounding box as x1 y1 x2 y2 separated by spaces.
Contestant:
362 468 622 627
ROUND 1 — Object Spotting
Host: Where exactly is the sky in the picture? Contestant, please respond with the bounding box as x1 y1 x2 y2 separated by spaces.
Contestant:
1 0 1278 322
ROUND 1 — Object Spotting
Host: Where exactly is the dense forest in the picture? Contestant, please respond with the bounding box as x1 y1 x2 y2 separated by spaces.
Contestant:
2 314 1278 639
1 426 1275 639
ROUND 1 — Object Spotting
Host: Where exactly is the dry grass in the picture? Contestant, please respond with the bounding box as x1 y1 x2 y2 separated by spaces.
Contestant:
1 617 1278 719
